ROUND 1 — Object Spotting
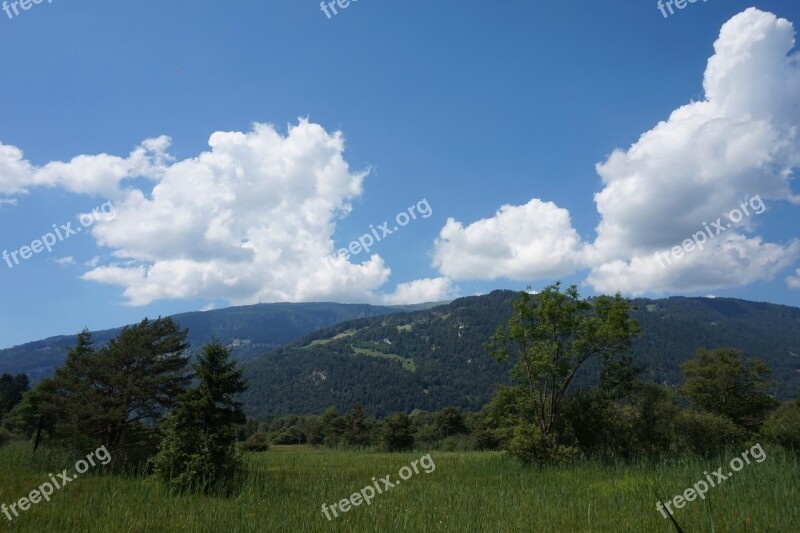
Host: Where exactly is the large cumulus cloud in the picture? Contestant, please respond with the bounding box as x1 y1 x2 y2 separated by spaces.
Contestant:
432 8 800 295
3 120 455 305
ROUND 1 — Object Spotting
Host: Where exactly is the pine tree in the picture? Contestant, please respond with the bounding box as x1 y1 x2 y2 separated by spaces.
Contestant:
151 340 248 493
16 321 191 461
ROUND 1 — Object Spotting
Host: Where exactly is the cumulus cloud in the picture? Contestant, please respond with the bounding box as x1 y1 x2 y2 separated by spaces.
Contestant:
432 8 800 296
380 277 458 305
2 119 453 306
788 269 800 289
432 199 583 280
77 120 407 306
588 234 800 295
585 7 800 293
54 256 76 266
0 137 170 199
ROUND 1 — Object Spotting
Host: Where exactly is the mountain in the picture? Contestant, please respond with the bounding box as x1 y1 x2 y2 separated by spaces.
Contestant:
240 291 800 418
0 301 443 382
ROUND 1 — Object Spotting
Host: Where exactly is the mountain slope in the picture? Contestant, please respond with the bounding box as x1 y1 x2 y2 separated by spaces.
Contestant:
240 291 800 417
0 302 431 381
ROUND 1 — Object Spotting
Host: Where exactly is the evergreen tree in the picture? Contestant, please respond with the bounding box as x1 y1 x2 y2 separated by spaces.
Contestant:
15 321 191 460
151 341 248 493
381 413 414 451
343 403 370 447
0 373 30 418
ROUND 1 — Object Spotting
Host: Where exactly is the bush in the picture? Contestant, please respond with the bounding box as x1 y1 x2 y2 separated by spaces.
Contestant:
437 435 475 452
673 410 745 456
507 423 575 465
761 400 800 451
0 427 11 447
271 427 306 445
241 433 270 452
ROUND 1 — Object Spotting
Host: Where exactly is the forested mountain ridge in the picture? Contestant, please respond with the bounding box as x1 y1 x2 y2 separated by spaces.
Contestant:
240 291 800 417
0 301 429 381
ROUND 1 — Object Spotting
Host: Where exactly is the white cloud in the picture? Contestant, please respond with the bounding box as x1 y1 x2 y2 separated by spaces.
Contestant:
0 136 170 199
432 199 583 280
2 120 453 307
587 234 800 296
788 269 800 289
584 8 800 294
54 256 76 266
84 256 102 268
431 8 800 296
74 120 414 306
380 277 457 305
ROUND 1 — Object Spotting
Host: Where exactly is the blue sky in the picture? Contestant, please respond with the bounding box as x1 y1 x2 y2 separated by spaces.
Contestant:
1 0 800 348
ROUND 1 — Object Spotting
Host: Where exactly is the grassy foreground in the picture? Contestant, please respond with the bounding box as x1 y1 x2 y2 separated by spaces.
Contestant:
0 443 798 532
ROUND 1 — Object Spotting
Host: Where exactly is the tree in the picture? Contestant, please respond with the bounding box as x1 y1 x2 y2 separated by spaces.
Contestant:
20 321 191 462
673 410 745 456
486 284 639 439
380 413 414 451
0 373 30 418
760 397 800 450
435 407 467 439
320 407 346 447
343 403 371 447
5 381 60 451
150 341 248 493
631 382 680 458
681 347 778 432
6 330 98 451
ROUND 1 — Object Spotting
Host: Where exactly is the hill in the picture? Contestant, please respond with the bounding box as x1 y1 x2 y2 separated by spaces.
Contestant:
0 301 434 382
240 291 800 417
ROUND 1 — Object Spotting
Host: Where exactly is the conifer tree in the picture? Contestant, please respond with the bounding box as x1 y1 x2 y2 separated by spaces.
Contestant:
151 340 248 492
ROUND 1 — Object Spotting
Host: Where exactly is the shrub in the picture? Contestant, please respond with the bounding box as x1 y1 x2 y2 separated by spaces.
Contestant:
242 433 270 452
673 410 745 456
507 423 575 465
271 427 306 445
438 435 475 452
761 400 800 451
0 427 11 447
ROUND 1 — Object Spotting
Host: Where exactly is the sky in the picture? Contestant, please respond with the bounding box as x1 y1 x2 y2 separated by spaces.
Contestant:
1 0 800 348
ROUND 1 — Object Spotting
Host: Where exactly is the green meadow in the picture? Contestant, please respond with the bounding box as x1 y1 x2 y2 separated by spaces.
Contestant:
1 443 798 532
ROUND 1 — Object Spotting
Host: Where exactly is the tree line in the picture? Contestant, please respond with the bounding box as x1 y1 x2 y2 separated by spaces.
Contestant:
236 284 800 463
2 284 799 481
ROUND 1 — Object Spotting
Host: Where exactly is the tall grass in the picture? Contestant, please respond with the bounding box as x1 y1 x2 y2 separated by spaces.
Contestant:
0 443 797 531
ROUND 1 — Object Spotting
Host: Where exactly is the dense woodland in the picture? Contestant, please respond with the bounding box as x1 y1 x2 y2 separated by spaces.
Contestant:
241 290 800 417
238 286 800 464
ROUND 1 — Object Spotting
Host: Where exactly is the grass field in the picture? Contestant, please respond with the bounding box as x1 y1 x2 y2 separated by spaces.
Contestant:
350 346 416 372
0 443 798 532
